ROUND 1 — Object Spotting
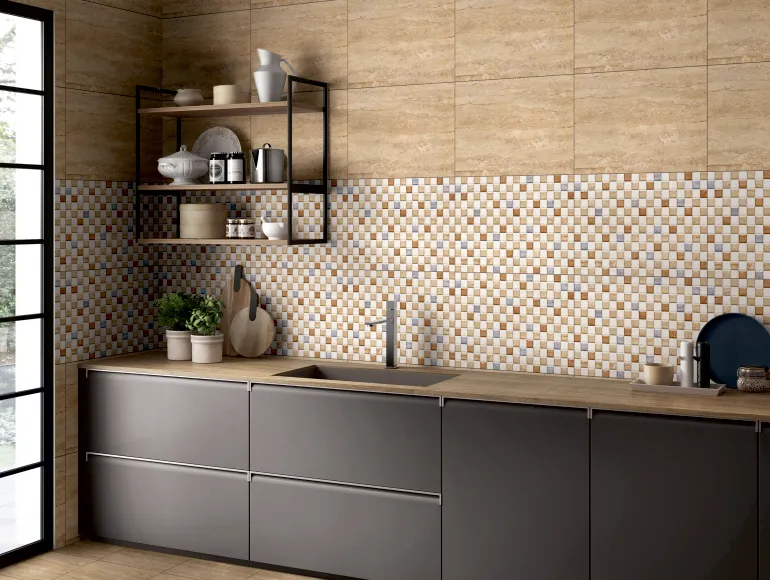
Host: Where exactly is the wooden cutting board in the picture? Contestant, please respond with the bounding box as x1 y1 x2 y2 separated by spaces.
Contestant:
220 265 252 357
230 288 275 358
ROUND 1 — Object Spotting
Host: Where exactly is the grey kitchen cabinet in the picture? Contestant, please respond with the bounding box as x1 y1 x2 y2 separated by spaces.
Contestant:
591 411 757 580
442 399 589 580
249 384 440 492
761 423 770 580
249 474 440 580
83 371 248 470
85 454 249 560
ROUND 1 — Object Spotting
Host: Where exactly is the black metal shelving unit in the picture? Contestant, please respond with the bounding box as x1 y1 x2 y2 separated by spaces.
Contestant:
134 76 329 246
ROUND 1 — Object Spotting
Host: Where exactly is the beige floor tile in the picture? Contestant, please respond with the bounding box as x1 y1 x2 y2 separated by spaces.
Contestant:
255 571 314 580
251 0 347 91
348 83 454 178
456 76 574 175
59 561 159 579
348 0 454 88
0 552 92 580
165 558 259 580
575 0 706 73
456 0 573 81
709 0 770 65
101 548 189 572
708 62 770 170
54 540 124 560
164 0 248 17
575 67 707 173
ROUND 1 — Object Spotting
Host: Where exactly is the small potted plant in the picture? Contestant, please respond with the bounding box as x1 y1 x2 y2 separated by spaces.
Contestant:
187 295 225 363
154 292 203 361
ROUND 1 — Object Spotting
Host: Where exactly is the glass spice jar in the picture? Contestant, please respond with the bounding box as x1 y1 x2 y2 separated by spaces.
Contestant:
737 366 769 392
225 218 239 239
237 218 256 239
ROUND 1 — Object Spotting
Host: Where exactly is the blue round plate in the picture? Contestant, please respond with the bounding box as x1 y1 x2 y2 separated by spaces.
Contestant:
697 313 770 388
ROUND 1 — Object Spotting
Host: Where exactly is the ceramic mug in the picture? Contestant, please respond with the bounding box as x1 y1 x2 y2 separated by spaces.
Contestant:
643 363 675 386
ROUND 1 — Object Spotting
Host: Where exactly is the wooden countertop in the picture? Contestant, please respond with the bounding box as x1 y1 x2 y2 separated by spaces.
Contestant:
80 351 770 422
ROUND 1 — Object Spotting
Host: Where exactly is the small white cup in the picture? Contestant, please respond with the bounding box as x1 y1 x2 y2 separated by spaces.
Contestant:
213 85 243 105
643 363 675 386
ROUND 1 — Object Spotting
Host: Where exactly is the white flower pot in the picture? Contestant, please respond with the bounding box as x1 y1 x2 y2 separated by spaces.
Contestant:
166 330 192 361
190 333 224 364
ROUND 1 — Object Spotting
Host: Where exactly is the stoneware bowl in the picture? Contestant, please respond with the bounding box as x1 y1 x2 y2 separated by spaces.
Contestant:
643 363 675 386
174 88 203 107
262 220 288 240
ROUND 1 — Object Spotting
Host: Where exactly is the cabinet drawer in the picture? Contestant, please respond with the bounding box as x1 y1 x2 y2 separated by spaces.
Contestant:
84 372 248 470
249 475 440 580
86 455 249 560
250 384 440 492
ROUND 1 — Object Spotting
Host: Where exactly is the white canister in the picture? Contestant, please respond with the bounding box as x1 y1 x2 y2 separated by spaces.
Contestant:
213 84 242 105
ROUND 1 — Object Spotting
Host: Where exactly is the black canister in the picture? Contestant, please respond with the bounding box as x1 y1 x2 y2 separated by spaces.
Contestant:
226 152 245 184
209 152 227 184
695 342 711 388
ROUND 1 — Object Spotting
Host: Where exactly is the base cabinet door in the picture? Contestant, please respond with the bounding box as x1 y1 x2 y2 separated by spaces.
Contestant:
760 423 770 580
249 475 440 580
592 412 757 580
442 400 589 580
87 455 249 560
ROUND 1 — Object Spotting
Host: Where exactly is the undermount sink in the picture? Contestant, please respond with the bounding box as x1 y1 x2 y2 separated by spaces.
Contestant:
276 365 458 387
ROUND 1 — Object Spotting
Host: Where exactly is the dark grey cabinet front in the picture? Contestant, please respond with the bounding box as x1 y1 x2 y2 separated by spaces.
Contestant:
760 423 770 580
249 384 440 492
442 399 589 580
591 411 757 580
87 455 249 560
249 475 440 580
84 371 248 470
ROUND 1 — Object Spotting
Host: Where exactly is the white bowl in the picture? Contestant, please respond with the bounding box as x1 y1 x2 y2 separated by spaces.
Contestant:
262 221 288 240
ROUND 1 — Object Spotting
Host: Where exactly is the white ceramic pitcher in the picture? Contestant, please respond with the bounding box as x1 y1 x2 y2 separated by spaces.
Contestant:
253 49 297 103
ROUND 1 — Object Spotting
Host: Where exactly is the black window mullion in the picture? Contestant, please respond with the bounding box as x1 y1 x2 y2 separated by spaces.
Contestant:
0 461 43 480
0 162 45 171
0 313 44 324
0 387 43 402
0 240 44 246
0 85 44 97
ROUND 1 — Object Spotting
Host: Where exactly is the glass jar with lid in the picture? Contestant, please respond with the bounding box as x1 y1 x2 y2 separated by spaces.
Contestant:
737 366 769 392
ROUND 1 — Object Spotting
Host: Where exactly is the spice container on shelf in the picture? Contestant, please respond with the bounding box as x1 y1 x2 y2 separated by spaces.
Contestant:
225 218 239 239
209 152 227 184
237 218 256 239
737 366 769 392
226 152 245 184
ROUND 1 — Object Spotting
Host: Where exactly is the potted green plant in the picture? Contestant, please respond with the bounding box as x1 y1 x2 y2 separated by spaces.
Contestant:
154 292 203 361
187 295 225 363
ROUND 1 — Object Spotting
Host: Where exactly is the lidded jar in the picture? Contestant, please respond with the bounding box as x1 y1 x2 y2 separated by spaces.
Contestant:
737 366 769 393
157 145 208 186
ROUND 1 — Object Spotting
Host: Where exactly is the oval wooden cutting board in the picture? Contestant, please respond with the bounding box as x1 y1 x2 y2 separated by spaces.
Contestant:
230 290 275 357
221 265 253 357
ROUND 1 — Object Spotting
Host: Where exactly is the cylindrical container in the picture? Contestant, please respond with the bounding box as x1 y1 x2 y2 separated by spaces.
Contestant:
225 218 239 239
737 366 769 393
679 341 694 388
165 330 192 361
643 363 675 386
250 144 285 183
238 218 256 239
209 152 227 184
226 152 245 184
695 342 711 388
179 203 227 239
213 84 241 105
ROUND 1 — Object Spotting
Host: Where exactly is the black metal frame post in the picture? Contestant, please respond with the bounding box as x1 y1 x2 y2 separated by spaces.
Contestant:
286 76 329 246
0 0 55 569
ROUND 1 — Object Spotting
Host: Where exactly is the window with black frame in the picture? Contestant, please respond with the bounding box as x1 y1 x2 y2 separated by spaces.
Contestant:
0 0 54 567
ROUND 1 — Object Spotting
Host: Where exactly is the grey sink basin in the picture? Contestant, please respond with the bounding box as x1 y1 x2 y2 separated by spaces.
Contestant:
276 365 458 387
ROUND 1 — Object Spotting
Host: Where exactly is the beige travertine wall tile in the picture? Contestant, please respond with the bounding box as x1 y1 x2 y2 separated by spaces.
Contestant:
22 0 66 87
709 0 770 65
456 76 574 175
251 90 347 179
456 0 573 81
709 62 770 170
251 0 347 91
55 362 65 412
162 115 251 159
65 89 135 180
55 502 66 548
163 11 251 99
56 89 66 177
575 67 707 173
55 407 65 456
85 0 163 17
164 0 248 17
348 83 454 177
348 0 454 88
575 0 707 73
66 0 161 97
252 0 331 6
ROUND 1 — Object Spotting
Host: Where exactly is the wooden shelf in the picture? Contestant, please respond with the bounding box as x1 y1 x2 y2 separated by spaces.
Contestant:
139 238 288 246
139 183 288 192
138 101 322 118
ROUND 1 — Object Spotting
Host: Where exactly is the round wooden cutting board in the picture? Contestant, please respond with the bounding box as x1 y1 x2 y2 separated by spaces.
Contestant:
229 290 275 357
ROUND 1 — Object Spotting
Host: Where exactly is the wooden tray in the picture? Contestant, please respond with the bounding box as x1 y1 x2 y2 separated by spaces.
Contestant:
630 379 726 397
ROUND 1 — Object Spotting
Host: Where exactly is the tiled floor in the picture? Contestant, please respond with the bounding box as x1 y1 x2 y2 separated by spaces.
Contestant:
0 541 313 580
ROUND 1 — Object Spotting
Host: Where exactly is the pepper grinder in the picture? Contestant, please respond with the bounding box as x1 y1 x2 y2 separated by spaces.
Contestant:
679 341 695 388
695 342 711 388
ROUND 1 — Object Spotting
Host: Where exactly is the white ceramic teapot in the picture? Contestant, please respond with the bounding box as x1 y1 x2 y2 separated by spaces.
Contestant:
157 145 208 185
253 49 297 103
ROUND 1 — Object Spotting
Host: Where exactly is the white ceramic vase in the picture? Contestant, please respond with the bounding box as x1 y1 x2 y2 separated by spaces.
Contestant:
174 88 203 107
190 333 224 363
253 49 297 103
165 330 192 361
